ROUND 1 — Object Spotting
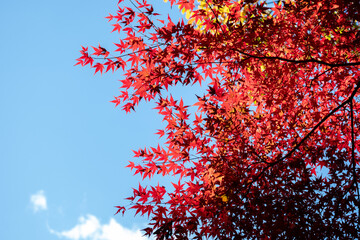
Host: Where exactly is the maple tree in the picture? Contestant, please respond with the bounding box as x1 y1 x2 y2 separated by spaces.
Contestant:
77 0 360 238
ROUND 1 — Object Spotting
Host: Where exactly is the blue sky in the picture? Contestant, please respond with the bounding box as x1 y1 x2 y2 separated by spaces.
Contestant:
0 1 189 239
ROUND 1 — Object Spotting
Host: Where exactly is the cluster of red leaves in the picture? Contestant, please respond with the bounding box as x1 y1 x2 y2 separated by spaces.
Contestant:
77 0 360 239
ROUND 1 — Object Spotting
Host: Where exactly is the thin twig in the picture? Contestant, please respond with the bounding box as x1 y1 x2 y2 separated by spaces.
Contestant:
350 99 360 223
234 49 360 68
129 0 159 31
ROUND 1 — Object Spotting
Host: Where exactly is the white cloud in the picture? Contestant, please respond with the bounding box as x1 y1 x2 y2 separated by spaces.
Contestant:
49 214 150 240
30 190 47 212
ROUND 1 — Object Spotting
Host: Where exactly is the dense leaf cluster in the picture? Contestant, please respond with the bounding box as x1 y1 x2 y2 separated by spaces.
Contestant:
77 0 360 239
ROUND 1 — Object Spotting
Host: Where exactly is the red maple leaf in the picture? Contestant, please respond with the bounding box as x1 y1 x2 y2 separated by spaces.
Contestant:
93 63 104 75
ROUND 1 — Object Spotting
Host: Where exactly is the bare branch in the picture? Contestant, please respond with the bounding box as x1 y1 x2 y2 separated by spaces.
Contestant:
234 49 360 68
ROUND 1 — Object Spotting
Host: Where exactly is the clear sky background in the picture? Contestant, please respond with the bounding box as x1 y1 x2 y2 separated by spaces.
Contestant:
0 1 192 239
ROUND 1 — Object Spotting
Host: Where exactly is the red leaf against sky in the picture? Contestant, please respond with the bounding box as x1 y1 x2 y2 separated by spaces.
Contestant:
105 13 113 22
111 23 122 33
114 206 126 215
93 63 104 75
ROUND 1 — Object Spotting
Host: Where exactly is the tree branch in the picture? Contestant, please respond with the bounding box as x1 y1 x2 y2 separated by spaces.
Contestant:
280 77 360 163
245 77 360 196
350 99 360 223
234 49 360 68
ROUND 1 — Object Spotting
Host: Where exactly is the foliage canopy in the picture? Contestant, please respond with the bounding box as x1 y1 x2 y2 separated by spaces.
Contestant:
77 0 360 238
